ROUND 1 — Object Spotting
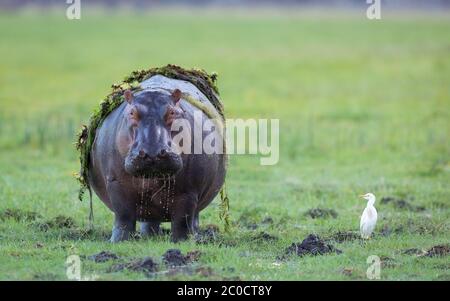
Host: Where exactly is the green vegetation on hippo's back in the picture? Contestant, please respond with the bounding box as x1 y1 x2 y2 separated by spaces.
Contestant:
74 64 230 228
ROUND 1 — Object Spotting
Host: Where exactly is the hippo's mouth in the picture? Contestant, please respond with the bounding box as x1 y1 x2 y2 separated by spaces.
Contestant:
130 170 179 179
124 154 183 179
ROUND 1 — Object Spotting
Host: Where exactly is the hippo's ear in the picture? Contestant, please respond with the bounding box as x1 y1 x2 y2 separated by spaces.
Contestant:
172 89 182 105
124 90 133 104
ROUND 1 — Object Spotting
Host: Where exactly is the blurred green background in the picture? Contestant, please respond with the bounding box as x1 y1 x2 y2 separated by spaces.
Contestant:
0 5 449 280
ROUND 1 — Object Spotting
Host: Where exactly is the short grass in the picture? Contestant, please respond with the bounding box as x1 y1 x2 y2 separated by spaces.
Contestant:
0 8 449 280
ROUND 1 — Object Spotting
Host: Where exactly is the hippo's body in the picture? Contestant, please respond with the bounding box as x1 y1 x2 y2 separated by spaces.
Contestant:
88 75 226 242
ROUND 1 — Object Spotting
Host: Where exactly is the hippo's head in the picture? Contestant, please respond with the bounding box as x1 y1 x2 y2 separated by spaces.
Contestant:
122 89 184 178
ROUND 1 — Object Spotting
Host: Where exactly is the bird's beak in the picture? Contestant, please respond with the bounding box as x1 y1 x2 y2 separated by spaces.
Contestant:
359 194 365 199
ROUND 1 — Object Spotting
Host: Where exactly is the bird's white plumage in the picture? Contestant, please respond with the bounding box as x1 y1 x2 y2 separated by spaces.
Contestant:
359 193 378 239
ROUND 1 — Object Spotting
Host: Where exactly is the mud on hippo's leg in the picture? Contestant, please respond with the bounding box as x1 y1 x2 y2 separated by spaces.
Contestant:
107 179 137 243
193 212 200 233
140 220 161 237
171 194 198 243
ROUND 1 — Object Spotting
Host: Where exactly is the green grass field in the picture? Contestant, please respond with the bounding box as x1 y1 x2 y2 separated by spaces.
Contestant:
0 9 449 280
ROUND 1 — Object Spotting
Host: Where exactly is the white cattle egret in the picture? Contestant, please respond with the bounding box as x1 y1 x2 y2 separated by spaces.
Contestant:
359 193 378 239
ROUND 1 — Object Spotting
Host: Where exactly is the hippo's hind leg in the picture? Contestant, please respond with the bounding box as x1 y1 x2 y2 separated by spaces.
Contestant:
171 193 198 242
140 221 161 237
107 178 136 243
193 212 200 233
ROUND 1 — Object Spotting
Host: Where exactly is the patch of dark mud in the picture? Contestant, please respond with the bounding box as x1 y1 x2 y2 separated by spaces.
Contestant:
0 208 42 222
162 249 202 267
278 234 342 260
236 215 275 230
109 257 158 275
380 196 425 212
424 244 450 257
33 215 77 231
402 248 425 256
162 249 187 267
222 266 236 273
195 224 220 244
304 208 338 219
380 256 397 268
185 250 202 263
251 231 279 243
328 231 360 243
261 217 274 225
88 251 119 263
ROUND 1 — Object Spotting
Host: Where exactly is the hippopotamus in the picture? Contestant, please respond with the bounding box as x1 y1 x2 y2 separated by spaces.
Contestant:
88 75 226 242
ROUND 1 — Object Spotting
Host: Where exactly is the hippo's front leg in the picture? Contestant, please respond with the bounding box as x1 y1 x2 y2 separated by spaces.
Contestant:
171 193 198 242
107 177 136 243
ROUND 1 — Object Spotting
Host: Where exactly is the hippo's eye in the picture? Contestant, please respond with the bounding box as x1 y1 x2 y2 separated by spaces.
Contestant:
128 107 139 127
165 107 180 126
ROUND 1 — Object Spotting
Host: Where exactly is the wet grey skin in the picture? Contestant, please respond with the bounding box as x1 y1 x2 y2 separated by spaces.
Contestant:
88 84 226 243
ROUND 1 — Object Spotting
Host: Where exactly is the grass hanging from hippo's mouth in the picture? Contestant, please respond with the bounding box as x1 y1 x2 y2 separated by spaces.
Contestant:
75 64 230 231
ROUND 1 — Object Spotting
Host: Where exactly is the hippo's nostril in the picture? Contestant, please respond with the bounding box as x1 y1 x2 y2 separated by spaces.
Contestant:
158 149 168 158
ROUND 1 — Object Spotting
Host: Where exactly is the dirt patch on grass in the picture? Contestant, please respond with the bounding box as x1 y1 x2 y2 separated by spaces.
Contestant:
304 208 338 219
109 257 159 275
185 250 202 263
235 214 276 230
328 231 360 243
380 196 426 212
380 256 397 268
194 227 237 247
278 234 342 260
107 248 204 278
0 208 42 222
162 249 187 267
88 251 119 263
195 224 220 244
251 231 279 243
107 249 210 279
34 215 77 231
402 248 425 256
261 216 274 225
162 249 202 267
424 244 450 257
